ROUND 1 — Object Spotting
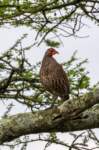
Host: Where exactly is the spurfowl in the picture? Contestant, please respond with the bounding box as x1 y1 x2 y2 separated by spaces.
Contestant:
40 48 70 101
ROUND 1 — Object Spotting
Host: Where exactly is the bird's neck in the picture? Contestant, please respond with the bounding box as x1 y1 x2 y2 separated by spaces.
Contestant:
42 55 55 65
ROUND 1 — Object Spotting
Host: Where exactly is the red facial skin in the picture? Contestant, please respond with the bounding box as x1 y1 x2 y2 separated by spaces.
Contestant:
47 48 59 56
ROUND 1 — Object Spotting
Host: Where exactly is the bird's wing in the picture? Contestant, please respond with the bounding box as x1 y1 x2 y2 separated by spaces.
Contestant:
51 64 70 94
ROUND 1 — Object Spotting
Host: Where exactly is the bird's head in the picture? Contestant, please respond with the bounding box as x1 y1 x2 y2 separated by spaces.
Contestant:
45 48 59 57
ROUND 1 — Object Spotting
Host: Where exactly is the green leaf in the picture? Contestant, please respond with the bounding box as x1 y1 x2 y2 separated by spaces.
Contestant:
45 39 60 47
0 63 5 69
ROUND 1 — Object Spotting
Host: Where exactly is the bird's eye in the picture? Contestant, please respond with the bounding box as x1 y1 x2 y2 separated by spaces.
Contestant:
51 50 53 53
50 49 54 53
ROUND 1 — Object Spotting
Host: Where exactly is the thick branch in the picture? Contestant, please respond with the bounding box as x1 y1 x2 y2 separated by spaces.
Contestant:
0 89 99 144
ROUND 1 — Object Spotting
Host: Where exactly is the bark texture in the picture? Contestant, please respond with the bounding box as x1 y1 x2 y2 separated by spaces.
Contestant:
0 89 99 144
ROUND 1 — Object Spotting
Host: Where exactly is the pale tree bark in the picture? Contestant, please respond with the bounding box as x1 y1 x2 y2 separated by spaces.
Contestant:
0 89 99 144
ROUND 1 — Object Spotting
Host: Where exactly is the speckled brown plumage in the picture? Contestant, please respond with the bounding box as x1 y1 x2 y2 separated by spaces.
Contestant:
40 48 70 101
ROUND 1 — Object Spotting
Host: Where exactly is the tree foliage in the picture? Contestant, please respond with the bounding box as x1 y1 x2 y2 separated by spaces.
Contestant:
0 0 99 150
0 0 99 45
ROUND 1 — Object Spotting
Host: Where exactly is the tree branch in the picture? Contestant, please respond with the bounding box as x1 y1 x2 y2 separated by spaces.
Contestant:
0 89 99 144
0 69 15 93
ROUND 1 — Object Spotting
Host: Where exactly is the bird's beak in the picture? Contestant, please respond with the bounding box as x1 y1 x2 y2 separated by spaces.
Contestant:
53 50 59 55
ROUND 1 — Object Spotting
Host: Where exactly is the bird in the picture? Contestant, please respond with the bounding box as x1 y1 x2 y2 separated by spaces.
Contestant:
40 48 70 102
